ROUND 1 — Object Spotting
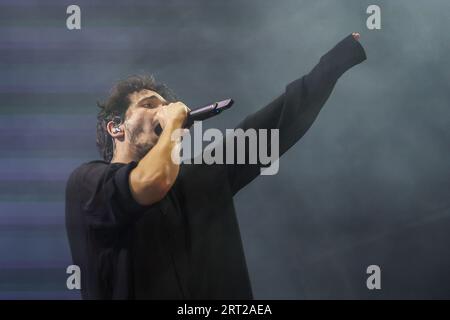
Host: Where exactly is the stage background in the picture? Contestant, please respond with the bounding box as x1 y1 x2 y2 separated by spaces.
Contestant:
1 0 450 299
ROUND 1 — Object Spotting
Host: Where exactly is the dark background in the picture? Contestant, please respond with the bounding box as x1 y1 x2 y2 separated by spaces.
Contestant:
1 0 450 299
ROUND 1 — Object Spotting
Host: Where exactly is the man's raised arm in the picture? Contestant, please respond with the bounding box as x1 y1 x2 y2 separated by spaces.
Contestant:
226 33 367 194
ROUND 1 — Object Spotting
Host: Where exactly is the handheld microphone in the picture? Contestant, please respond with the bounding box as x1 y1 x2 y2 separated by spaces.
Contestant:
154 98 234 135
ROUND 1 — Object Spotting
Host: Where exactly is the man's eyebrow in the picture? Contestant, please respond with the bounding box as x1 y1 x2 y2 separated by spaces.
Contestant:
137 95 167 105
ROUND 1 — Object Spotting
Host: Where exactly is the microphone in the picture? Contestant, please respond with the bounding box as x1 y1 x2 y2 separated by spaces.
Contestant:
154 98 234 135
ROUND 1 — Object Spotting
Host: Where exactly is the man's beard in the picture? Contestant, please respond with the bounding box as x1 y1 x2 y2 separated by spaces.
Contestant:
132 141 154 160
126 123 155 161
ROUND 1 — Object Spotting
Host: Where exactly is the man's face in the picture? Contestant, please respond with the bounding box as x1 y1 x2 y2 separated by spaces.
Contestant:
123 89 169 159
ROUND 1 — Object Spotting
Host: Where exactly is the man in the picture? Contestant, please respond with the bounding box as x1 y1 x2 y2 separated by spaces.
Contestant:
65 33 366 299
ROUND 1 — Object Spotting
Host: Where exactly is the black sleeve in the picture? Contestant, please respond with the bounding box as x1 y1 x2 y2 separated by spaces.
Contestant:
78 161 154 231
226 34 367 194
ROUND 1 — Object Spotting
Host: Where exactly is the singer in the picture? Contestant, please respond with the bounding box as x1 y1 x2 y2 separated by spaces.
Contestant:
65 33 366 299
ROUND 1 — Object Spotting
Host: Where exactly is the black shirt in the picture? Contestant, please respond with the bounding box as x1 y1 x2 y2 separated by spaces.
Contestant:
65 35 366 299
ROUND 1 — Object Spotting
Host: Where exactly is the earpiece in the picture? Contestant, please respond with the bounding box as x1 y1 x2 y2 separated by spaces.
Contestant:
112 116 122 134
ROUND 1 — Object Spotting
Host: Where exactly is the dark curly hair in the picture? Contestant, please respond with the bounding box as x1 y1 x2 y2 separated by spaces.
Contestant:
96 75 176 162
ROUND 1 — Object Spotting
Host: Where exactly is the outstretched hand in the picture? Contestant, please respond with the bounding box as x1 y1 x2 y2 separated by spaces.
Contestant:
352 32 361 41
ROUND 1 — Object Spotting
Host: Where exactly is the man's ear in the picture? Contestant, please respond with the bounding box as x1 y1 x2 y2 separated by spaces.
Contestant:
106 120 125 140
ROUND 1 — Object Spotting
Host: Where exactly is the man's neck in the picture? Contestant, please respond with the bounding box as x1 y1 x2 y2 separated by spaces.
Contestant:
110 146 138 164
111 155 134 164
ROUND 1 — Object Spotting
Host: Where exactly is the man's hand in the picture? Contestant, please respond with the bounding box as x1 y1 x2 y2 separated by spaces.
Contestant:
155 101 190 130
352 32 361 41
